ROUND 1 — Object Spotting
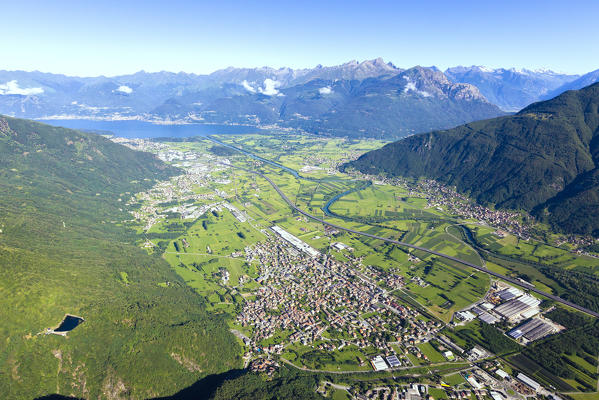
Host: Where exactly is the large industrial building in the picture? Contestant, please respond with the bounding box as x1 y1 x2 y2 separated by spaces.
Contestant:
496 287 523 301
386 355 401 367
517 373 541 391
271 226 320 258
493 294 540 322
508 318 558 342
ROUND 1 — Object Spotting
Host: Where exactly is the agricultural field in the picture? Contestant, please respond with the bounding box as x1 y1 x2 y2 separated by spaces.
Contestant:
473 225 599 277
282 342 376 372
215 133 386 179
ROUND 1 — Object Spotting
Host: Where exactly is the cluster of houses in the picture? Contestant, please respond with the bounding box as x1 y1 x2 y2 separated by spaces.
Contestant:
346 171 532 240
126 150 228 231
238 235 442 360
248 358 279 376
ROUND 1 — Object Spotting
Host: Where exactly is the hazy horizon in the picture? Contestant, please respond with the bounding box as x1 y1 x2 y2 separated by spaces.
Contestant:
2 0 598 76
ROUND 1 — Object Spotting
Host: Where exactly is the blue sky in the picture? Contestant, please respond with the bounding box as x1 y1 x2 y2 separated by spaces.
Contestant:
2 0 598 76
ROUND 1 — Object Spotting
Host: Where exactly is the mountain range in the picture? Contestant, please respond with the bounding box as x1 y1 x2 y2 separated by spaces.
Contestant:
543 68 599 99
2 59 597 139
345 83 599 236
444 66 579 111
153 65 503 137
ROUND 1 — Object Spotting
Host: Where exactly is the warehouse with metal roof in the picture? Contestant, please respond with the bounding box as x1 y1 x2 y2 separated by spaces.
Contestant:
508 318 557 342
497 287 523 301
494 295 540 322
517 373 540 391
386 355 401 367
478 312 499 324
371 355 389 371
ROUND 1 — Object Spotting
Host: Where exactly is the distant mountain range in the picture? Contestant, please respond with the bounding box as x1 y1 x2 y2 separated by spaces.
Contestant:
345 83 599 236
543 68 599 99
153 65 503 138
0 59 598 138
444 66 579 111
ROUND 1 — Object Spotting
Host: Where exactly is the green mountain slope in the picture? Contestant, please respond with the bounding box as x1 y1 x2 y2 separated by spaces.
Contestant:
0 117 240 399
345 83 599 235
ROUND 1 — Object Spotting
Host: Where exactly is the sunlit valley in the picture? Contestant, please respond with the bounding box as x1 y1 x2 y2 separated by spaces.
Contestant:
1 2 599 400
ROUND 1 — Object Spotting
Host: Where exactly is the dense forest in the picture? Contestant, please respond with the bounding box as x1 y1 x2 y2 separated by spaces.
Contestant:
538 267 599 312
345 83 599 236
0 117 241 398
523 309 599 385
210 368 324 400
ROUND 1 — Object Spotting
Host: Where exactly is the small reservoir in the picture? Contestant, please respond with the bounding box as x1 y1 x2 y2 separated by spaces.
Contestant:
48 314 84 335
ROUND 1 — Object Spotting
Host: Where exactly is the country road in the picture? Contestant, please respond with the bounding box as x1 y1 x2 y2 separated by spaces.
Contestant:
224 162 599 319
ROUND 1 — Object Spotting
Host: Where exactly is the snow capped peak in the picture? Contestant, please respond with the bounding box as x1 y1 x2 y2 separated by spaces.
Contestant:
506 67 560 75
507 67 526 74
448 65 565 77
477 66 496 73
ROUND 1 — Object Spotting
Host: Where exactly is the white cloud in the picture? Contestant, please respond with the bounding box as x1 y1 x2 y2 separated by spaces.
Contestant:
0 80 44 96
241 80 256 93
319 86 332 95
403 77 431 97
115 85 133 94
403 81 417 93
258 78 281 96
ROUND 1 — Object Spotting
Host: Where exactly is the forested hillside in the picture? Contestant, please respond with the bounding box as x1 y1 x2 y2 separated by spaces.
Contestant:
345 83 599 236
0 117 241 399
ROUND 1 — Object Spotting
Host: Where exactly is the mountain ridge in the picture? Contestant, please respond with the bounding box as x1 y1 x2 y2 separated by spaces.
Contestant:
544 68 599 99
157 65 503 138
344 82 599 235
445 65 579 111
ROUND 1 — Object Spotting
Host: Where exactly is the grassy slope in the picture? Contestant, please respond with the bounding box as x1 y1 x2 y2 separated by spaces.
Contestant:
0 117 240 399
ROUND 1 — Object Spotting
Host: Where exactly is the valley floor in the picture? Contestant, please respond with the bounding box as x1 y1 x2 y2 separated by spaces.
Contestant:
122 133 599 400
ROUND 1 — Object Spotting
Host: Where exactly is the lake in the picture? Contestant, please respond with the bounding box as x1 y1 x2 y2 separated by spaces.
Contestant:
39 119 265 139
54 314 84 332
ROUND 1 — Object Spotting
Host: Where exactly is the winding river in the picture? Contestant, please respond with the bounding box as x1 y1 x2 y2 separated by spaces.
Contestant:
206 135 369 216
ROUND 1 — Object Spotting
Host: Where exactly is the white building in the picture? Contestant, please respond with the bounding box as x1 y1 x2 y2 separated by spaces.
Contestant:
517 373 540 391
371 355 389 371
271 226 320 258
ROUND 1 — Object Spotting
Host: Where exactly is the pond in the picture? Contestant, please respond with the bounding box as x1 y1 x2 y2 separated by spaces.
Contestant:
54 315 84 333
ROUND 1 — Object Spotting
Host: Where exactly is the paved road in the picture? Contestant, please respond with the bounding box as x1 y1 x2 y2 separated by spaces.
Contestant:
279 357 463 375
226 162 599 319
